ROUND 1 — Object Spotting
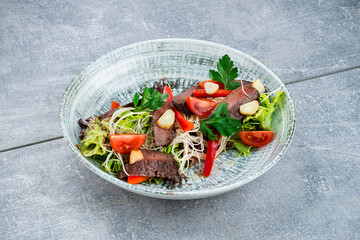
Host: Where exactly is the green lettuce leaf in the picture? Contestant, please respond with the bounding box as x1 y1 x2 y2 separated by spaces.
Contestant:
229 135 252 157
243 106 273 130
242 91 285 131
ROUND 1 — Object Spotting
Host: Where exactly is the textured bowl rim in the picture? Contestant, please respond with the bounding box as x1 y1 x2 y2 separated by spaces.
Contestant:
60 38 296 200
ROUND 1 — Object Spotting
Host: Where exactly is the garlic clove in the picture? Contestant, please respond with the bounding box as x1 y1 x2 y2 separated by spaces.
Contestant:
252 79 266 94
239 100 259 116
156 109 175 129
130 150 144 164
204 82 219 95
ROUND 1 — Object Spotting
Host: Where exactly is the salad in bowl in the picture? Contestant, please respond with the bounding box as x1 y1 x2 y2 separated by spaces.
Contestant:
60 39 295 199
77 55 286 186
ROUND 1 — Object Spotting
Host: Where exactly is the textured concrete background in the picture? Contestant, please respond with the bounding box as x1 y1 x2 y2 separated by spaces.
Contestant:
1 0 359 239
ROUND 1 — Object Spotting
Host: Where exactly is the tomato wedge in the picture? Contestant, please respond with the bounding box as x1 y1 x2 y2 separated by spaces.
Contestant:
164 86 194 132
109 134 146 153
111 101 120 110
239 131 274 147
199 80 224 89
186 97 218 117
193 89 232 98
128 176 150 184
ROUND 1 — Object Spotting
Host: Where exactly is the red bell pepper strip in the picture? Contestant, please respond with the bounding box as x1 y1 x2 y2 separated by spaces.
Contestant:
111 101 120 110
163 86 194 132
164 85 173 101
203 132 221 177
173 109 194 132
193 89 232 98
199 80 224 89
128 176 150 184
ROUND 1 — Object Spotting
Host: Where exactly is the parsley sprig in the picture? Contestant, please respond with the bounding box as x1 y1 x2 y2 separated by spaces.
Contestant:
209 54 240 90
133 88 168 111
200 103 242 140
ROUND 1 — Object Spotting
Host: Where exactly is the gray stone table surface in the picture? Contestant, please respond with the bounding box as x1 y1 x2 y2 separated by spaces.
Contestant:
1 0 359 239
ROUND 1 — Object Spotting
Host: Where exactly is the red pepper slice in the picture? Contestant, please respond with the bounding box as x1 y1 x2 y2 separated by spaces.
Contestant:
173 109 194 132
111 101 120 110
193 89 232 98
163 86 194 132
203 132 221 177
199 80 224 89
128 176 150 184
164 86 173 104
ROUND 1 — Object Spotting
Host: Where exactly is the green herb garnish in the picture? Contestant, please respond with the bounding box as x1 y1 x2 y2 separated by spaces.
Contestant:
132 92 140 108
133 88 168 111
209 54 240 90
200 103 242 140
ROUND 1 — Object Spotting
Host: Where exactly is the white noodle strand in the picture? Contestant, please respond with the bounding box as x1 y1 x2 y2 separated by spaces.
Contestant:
260 86 284 103
241 80 251 98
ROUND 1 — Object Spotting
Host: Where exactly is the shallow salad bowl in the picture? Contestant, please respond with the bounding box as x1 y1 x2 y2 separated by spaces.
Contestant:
60 39 296 200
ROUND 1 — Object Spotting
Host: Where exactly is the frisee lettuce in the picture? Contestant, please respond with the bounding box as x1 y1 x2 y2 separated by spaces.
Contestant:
78 118 109 157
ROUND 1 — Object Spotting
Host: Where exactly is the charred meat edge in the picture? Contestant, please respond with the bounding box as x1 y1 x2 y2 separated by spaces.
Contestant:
118 150 182 183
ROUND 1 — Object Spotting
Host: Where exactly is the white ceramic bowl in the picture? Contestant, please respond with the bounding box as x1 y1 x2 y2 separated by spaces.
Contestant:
60 39 296 199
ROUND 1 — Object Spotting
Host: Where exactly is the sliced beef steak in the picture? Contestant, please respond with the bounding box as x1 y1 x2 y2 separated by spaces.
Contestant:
118 150 181 183
220 81 259 120
172 85 201 115
234 80 252 88
153 103 176 146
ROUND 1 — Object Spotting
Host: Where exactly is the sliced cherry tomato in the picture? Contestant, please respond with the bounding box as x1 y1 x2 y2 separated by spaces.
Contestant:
203 132 221 177
193 89 232 98
199 80 224 89
128 176 150 184
164 86 194 132
239 131 274 147
109 134 146 153
186 97 218 117
111 101 120 110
